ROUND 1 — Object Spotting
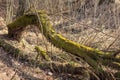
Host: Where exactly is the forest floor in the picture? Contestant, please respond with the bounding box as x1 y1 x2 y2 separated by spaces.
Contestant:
0 16 84 80
0 17 55 80
0 1 55 79
0 0 120 80
0 6 80 80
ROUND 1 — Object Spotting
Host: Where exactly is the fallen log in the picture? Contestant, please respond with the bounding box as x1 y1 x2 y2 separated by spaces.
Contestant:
7 11 119 79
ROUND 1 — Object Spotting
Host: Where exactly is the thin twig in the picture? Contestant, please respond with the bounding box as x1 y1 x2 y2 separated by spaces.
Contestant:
10 70 17 80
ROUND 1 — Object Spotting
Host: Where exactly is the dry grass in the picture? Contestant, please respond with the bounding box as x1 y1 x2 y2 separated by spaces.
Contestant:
0 0 120 80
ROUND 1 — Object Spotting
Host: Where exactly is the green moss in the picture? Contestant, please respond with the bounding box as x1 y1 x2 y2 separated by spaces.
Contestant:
37 12 105 71
7 15 37 29
35 46 51 61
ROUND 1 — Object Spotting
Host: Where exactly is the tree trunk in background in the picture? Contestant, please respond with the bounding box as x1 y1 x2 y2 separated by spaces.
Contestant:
16 0 31 18
6 0 14 24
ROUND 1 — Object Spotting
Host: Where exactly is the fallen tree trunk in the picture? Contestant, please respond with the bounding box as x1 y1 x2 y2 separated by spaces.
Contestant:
7 11 120 79
7 11 103 71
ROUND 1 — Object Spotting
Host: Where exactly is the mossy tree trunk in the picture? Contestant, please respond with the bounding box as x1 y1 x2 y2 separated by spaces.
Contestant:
7 11 120 79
